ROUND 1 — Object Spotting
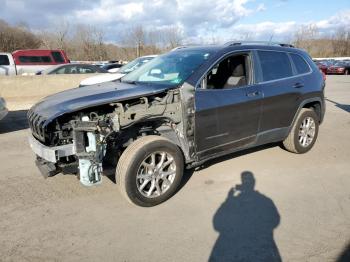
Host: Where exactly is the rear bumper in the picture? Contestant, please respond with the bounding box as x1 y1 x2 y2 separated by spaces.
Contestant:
28 134 75 163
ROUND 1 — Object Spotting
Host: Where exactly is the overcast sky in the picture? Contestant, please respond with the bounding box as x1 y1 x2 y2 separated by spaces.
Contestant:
0 0 349 43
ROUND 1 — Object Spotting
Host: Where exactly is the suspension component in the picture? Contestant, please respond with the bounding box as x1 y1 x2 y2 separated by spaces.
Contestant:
72 116 106 186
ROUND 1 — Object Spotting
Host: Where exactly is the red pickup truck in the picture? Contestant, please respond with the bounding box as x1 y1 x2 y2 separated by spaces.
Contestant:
0 49 69 76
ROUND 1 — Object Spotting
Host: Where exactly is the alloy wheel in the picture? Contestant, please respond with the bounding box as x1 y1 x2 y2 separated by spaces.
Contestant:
136 151 176 198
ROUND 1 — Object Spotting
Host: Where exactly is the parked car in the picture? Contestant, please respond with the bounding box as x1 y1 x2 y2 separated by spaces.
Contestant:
100 63 124 73
36 64 107 75
0 50 69 76
314 61 328 74
28 42 325 206
79 55 157 86
0 97 8 121
327 61 350 75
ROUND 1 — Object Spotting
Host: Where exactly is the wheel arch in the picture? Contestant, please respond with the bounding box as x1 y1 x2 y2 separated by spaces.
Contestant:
119 118 191 164
291 97 324 127
302 100 323 123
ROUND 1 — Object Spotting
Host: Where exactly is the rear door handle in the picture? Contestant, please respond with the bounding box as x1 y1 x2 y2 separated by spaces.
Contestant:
293 83 304 88
247 91 261 97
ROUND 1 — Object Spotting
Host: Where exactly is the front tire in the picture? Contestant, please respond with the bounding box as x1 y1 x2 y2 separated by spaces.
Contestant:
116 135 184 207
282 108 319 154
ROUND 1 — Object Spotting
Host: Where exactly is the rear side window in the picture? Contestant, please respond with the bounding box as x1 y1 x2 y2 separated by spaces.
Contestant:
0 55 10 65
52 67 68 74
51 51 65 63
290 53 310 74
258 51 293 81
19 56 52 63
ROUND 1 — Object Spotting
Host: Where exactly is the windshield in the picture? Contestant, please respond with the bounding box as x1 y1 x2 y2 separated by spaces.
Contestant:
118 56 154 74
121 50 212 86
334 62 346 66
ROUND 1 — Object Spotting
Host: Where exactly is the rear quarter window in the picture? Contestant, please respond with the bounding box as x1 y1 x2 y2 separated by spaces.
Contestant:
51 51 65 63
257 50 293 82
0 55 10 66
290 53 310 74
19 56 52 63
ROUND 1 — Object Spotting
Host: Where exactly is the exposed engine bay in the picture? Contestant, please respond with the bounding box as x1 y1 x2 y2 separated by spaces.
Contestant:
30 89 184 186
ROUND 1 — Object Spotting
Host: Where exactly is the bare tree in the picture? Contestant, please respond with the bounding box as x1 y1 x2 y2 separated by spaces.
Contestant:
0 19 41 52
3 16 348 62
54 20 70 50
332 27 350 57
161 26 183 49
123 25 146 57
293 24 319 53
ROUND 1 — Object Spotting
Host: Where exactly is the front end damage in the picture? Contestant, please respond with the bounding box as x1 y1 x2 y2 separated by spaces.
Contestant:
28 89 185 186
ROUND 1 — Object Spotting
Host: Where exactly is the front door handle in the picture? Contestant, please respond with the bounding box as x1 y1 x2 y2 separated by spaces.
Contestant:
293 82 304 88
247 91 261 97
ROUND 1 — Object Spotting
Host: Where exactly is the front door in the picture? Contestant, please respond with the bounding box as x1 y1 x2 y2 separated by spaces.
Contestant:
194 52 262 159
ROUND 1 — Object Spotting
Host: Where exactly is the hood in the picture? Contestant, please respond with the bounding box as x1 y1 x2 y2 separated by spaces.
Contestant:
80 73 125 86
30 81 172 124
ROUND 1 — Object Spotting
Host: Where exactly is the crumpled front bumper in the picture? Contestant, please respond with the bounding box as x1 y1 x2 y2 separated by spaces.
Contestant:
28 134 75 163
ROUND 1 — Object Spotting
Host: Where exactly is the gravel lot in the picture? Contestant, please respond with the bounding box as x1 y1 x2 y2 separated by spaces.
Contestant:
0 76 349 262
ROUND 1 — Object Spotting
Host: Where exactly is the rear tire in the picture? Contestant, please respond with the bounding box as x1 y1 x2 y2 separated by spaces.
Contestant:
116 135 184 207
282 108 319 154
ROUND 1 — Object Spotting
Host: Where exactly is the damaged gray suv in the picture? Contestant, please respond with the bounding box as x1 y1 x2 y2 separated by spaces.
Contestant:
28 42 325 206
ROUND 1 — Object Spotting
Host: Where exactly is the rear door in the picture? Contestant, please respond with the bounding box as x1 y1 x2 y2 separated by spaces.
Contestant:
255 50 304 132
194 51 262 159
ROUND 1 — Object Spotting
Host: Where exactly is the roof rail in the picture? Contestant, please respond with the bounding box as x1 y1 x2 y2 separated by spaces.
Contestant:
224 41 294 48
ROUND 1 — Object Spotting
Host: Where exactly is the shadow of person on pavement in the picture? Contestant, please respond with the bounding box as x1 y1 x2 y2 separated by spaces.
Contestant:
326 98 350 113
337 242 350 262
0 110 29 134
209 171 281 262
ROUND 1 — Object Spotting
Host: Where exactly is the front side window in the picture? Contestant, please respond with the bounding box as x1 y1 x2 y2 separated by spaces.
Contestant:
0 55 10 65
290 53 310 74
122 50 212 86
258 51 293 82
202 54 249 89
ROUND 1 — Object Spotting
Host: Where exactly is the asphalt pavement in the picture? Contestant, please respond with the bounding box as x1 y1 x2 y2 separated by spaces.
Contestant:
0 76 349 262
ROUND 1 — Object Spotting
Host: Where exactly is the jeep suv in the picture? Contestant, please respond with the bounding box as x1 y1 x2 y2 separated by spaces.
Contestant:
28 42 325 207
